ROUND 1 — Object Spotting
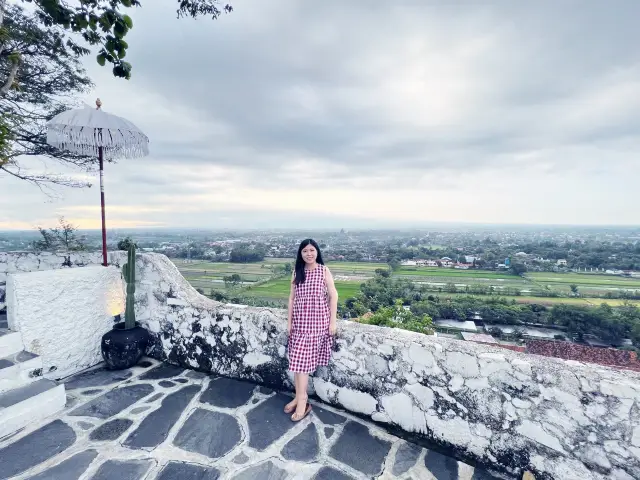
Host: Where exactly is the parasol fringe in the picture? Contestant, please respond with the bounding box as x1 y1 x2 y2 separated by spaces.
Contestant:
46 124 150 160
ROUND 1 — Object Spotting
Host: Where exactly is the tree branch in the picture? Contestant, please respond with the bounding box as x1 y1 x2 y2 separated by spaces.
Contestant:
0 53 18 96
0 162 92 197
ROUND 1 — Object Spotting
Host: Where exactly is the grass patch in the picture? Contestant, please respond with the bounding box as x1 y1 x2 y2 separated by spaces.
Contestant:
172 258 640 307
397 267 517 280
242 279 362 302
526 272 640 288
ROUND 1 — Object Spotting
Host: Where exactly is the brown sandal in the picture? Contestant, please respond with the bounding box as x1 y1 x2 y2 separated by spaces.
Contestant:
291 403 312 422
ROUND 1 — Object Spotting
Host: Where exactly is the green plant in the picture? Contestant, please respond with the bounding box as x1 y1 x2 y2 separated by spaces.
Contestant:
122 244 136 329
117 236 138 251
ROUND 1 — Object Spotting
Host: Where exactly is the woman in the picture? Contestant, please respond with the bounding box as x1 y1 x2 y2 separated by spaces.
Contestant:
285 238 338 421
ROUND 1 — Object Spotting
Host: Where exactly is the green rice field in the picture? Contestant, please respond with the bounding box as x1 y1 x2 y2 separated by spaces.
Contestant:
526 272 640 288
242 279 362 301
171 258 640 307
398 266 517 280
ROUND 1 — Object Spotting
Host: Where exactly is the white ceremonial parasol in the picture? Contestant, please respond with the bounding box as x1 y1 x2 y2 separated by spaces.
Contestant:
46 98 149 266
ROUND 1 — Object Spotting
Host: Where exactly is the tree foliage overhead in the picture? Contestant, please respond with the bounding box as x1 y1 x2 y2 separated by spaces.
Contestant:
30 0 232 80
0 3 94 190
0 0 232 190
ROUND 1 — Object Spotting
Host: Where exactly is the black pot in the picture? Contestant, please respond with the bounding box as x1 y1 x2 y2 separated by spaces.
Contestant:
101 322 149 370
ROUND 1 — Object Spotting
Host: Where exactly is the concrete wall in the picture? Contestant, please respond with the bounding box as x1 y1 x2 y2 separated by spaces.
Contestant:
3 251 640 480
6 265 126 379
0 251 108 311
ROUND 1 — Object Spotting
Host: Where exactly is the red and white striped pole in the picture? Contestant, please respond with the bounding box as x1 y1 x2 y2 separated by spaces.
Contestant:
99 146 107 266
96 99 107 266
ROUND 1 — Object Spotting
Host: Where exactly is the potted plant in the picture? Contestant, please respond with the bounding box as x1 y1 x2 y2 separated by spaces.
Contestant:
101 244 149 369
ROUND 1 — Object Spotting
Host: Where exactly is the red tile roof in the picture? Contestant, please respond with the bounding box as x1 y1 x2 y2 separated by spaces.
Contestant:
526 340 640 371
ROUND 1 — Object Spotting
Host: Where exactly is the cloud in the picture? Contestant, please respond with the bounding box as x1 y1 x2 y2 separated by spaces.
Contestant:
1 0 639 229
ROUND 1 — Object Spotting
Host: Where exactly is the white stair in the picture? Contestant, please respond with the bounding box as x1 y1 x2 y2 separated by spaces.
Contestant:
0 328 22 358
0 350 43 393
0 315 67 440
0 378 66 439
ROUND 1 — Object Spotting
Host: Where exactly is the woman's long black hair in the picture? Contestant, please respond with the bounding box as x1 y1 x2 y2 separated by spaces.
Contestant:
293 238 324 285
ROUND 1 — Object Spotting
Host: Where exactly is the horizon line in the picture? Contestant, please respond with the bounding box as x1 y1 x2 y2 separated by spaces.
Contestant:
2 221 640 234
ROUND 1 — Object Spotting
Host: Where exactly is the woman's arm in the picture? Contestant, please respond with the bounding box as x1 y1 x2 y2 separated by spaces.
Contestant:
325 267 339 334
287 272 295 333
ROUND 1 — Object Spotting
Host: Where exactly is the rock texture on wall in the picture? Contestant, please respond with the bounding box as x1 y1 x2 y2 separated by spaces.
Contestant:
126 253 639 480
4 252 640 480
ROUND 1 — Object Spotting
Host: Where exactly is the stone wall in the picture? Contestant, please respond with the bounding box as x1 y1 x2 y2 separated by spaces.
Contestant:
0 251 108 311
127 253 639 480
6 265 126 379
4 251 640 480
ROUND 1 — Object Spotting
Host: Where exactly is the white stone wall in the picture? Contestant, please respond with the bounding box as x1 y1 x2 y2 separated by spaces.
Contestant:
6 265 126 379
120 253 639 480
0 251 110 311
4 251 640 480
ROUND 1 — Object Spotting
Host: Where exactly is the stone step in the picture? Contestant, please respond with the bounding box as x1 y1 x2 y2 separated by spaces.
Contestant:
0 328 24 358
0 378 66 440
0 350 43 393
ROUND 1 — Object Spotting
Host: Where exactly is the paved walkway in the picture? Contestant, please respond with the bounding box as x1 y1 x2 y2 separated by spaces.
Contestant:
0 358 500 479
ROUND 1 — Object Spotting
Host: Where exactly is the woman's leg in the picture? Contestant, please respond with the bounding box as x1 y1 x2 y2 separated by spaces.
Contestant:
284 373 298 412
292 373 309 419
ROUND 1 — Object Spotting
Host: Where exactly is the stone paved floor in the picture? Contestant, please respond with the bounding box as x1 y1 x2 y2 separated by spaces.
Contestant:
0 358 501 479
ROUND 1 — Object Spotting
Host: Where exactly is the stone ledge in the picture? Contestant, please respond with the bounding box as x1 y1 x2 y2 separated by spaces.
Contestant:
117 253 639 480
4 251 640 480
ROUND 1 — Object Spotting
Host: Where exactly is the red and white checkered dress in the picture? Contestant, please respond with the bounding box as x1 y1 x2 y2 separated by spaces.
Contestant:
288 264 333 373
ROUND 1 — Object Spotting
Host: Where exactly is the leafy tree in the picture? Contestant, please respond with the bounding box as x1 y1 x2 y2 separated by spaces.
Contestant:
632 323 640 347
32 216 87 252
223 273 242 288
229 244 266 263
275 262 293 276
374 268 391 278
343 297 368 318
488 327 503 339
22 0 232 80
570 284 579 296
363 300 434 335
210 290 228 301
510 262 527 276
1 4 94 190
387 258 401 271
410 300 440 319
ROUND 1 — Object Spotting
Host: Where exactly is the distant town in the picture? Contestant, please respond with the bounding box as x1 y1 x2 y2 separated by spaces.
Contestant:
2 223 640 274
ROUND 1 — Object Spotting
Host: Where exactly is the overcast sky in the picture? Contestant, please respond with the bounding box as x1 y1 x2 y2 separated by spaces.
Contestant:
2 0 639 230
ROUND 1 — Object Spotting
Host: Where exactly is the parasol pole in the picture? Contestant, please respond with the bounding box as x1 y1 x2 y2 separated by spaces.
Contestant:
96 99 107 266
99 145 107 266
